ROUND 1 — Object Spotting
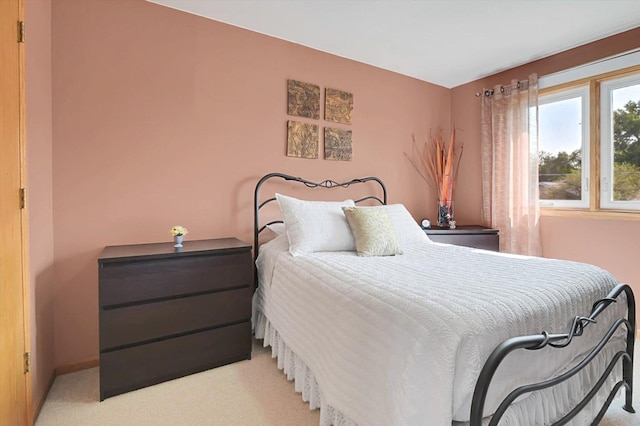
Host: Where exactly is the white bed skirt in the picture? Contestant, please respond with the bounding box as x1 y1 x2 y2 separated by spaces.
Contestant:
254 309 624 426
254 309 358 426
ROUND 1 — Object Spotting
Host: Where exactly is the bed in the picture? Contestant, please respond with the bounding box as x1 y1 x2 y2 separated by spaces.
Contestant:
252 172 635 426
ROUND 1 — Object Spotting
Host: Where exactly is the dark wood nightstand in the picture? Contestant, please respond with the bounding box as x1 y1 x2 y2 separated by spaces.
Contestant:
424 225 499 251
97 237 252 400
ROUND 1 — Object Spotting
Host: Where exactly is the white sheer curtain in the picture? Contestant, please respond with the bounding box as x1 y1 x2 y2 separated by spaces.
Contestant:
481 74 541 255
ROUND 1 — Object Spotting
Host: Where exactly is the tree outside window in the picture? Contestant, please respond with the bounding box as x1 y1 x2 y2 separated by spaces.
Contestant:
612 99 640 201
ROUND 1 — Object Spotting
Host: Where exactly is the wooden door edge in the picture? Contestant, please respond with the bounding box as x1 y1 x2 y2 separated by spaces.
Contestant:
17 0 33 422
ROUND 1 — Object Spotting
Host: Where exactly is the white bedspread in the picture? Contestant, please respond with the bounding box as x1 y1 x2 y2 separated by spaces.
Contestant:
254 235 626 425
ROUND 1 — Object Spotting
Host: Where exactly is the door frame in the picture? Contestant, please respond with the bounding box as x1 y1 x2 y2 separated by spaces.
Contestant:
0 0 32 423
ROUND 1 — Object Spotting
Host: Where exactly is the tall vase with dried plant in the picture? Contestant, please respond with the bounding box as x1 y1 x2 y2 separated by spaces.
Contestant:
405 128 463 227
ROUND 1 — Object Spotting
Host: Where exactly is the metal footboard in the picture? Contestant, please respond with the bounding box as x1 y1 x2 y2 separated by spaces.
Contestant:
470 283 636 425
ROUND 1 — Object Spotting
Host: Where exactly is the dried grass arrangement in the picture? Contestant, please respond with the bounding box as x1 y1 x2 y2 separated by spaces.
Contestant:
405 128 463 224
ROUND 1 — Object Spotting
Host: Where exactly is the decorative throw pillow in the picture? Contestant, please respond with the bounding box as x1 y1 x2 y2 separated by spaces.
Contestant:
342 207 403 256
276 193 356 256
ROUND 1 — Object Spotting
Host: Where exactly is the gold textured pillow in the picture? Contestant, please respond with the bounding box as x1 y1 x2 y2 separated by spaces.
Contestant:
342 207 403 257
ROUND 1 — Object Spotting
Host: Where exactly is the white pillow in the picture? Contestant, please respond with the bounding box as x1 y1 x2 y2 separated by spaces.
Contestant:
265 222 286 236
372 204 431 245
276 193 356 256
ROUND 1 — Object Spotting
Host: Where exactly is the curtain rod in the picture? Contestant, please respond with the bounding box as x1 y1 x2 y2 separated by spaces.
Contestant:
475 79 530 97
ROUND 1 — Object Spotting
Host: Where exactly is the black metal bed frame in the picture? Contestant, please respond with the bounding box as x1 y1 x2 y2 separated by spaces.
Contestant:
471 282 635 425
253 172 635 425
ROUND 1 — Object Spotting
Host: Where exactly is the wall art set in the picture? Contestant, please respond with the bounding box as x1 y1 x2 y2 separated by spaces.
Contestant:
286 79 353 161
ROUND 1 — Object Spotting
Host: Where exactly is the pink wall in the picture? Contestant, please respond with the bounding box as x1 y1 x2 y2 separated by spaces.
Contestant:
47 0 640 369
26 0 55 415
452 28 640 298
50 0 450 366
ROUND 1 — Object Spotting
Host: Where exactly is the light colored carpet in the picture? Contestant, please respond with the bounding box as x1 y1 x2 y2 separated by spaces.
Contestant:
36 340 319 426
36 339 638 426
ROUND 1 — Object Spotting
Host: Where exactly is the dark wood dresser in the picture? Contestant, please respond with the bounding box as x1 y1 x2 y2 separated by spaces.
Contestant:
424 225 499 251
97 237 252 400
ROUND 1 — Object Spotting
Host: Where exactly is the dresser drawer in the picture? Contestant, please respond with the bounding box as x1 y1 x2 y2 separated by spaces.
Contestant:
99 322 251 400
99 252 251 306
100 287 252 350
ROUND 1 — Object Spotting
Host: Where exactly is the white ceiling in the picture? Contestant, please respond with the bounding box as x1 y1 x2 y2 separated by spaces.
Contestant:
148 0 640 88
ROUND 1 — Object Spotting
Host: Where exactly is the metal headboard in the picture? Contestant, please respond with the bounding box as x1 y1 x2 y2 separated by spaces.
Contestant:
253 172 387 287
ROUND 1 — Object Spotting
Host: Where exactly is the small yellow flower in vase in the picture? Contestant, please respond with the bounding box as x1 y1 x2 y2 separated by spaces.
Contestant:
170 225 188 248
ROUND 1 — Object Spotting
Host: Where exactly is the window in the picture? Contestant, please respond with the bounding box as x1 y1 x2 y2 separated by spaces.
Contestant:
600 73 640 210
538 65 640 214
538 86 589 208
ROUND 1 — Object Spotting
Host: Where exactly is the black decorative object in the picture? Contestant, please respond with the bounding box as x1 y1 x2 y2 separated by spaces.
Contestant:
437 200 454 227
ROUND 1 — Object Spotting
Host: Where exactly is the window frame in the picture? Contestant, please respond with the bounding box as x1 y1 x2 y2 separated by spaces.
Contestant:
538 63 640 219
537 85 590 209
600 72 640 210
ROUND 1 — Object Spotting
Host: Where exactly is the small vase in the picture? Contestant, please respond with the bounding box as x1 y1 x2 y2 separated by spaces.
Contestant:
173 235 184 248
437 200 454 227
